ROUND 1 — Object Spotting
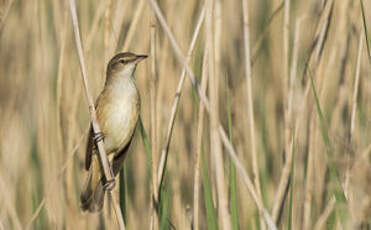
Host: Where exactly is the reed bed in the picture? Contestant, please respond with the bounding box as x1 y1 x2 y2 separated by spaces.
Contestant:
0 0 370 229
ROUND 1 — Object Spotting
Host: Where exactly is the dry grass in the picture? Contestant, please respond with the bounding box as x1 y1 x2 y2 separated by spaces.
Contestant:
0 0 370 229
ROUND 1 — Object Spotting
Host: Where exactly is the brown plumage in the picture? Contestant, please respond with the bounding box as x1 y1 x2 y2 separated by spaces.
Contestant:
80 52 147 212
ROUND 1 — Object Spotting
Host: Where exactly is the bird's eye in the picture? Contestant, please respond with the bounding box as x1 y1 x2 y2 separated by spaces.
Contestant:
120 60 126 64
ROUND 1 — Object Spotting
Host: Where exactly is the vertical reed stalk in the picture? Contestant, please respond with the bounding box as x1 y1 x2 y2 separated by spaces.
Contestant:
150 21 159 230
350 32 364 138
122 0 145 52
302 117 316 230
241 0 264 227
206 0 231 228
194 49 209 230
55 2 68 175
104 0 113 64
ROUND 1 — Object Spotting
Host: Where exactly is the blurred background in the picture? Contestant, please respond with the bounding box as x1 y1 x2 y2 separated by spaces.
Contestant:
0 0 370 229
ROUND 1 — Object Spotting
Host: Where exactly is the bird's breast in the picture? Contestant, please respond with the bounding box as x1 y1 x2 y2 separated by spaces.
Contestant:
97 79 140 154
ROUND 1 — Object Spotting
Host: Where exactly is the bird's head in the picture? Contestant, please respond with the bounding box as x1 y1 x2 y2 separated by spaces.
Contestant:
106 52 147 78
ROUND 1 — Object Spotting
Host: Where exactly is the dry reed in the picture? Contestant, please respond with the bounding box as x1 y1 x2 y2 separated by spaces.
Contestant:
0 0 370 229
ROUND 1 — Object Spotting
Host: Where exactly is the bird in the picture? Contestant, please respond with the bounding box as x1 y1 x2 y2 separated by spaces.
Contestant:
80 52 147 212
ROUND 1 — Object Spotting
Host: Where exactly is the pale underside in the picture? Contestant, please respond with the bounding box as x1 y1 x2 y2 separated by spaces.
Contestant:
97 80 140 155
86 69 140 170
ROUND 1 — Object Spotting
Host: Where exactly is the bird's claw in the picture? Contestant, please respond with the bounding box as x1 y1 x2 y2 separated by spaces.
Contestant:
103 179 116 191
94 131 105 143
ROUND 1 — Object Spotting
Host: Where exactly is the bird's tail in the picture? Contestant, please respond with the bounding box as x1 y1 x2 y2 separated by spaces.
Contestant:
80 156 105 212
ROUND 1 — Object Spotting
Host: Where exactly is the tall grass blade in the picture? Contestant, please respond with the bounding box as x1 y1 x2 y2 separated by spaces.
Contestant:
308 70 346 203
327 210 336 230
119 167 127 225
138 116 153 179
227 83 240 230
31 139 47 230
138 116 152 156
202 151 219 230
287 139 295 230
159 182 171 230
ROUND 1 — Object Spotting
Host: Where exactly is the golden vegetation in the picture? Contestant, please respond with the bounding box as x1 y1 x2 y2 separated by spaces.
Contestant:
0 0 370 229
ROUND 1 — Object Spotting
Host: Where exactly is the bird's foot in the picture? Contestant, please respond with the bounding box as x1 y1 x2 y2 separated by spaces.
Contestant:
103 179 116 191
94 131 105 143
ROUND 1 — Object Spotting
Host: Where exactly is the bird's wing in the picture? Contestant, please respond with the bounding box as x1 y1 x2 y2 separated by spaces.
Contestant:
111 131 135 175
85 126 94 170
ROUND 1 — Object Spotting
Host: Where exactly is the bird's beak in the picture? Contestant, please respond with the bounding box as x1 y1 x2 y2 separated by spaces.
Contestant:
135 55 148 63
